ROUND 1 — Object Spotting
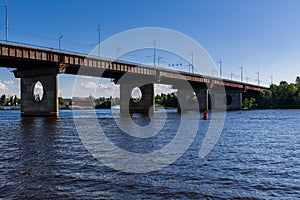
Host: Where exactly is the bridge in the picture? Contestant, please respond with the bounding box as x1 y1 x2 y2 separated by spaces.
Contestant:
0 42 267 116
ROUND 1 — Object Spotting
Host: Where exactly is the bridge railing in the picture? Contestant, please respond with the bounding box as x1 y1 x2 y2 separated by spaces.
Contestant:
0 40 269 91
0 39 89 56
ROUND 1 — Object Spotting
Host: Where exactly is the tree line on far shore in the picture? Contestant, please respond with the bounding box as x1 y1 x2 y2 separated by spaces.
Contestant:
243 76 300 109
0 95 20 106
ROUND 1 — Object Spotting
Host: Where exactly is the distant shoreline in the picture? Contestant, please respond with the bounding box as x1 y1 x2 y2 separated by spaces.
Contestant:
0 106 20 110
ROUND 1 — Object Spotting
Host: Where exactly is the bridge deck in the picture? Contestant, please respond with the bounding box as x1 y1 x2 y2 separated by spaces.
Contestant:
0 42 268 92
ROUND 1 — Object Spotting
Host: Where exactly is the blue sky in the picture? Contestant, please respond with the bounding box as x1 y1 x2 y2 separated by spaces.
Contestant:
0 0 300 97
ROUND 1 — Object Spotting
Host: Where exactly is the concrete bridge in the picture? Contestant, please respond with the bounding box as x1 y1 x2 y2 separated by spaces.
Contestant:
0 42 267 116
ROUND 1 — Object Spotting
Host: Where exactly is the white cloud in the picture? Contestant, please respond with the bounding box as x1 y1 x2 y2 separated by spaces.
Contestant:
98 84 113 90
155 84 175 95
80 81 98 89
0 82 7 91
4 79 14 85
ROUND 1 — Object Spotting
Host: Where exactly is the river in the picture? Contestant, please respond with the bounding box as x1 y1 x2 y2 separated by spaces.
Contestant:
0 109 299 199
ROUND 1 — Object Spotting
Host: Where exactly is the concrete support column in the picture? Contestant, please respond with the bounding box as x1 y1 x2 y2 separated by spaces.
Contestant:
225 91 242 110
211 89 242 111
120 83 154 114
209 86 227 111
14 68 58 117
195 88 208 112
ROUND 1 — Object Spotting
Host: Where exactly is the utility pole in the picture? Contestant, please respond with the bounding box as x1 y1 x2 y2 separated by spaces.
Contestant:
157 56 162 67
153 40 156 66
230 73 234 80
269 75 273 85
116 47 121 60
58 34 63 50
212 69 218 77
191 52 194 73
96 24 100 57
2 0 8 42
217 59 222 78
187 63 191 73
239 66 243 82
256 71 260 86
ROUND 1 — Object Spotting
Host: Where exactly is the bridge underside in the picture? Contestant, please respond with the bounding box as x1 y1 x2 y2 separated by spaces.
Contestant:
12 68 255 117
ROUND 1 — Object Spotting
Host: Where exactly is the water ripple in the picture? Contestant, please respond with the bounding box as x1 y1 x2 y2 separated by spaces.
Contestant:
0 109 300 198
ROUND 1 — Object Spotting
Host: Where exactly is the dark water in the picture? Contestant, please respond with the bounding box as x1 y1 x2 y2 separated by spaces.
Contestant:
0 109 299 199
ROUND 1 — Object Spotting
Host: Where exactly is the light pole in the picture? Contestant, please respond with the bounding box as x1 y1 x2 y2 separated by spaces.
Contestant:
269 75 273 85
187 63 191 72
2 0 8 42
96 24 100 57
153 40 156 66
256 71 260 86
58 34 63 50
239 66 243 82
190 52 194 73
157 56 162 67
116 47 121 60
217 59 222 78
212 69 217 77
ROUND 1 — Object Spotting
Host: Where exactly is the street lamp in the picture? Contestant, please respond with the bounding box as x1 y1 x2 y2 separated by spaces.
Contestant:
230 73 234 80
116 47 121 60
153 40 156 66
256 71 260 86
96 24 100 57
217 59 222 78
157 56 162 67
58 34 63 50
190 52 194 73
2 0 8 42
269 75 273 85
239 66 244 82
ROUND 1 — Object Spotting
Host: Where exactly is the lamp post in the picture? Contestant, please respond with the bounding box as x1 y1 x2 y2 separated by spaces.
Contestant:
157 56 162 67
256 71 260 86
230 72 234 80
96 25 100 57
58 34 63 50
239 66 243 82
217 59 222 78
116 47 121 60
2 0 8 42
153 40 156 66
269 75 273 85
190 52 194 73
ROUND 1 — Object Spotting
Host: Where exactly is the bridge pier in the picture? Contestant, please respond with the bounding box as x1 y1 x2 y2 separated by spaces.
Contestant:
14 67 59 117
210 89 242 111
225 90 242 110
194 88 209 112
120 83 155 115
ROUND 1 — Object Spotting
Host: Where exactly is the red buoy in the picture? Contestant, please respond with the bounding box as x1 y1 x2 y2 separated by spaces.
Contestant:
203 110 208 120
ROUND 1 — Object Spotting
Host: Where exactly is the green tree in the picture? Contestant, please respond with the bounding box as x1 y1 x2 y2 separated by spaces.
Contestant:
257 77 300 109
0 94 6 106
242 98 257 109
154 93 177 108
58 97 65 106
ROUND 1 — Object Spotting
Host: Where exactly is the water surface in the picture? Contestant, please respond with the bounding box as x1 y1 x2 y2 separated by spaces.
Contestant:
0 109 299 199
